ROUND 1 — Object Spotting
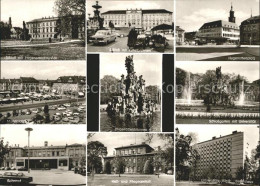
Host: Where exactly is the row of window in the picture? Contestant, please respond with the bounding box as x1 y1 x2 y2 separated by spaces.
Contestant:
28 21 56 28
103 14 171 19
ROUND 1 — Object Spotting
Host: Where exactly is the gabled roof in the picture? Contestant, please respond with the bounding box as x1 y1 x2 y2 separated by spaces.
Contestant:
20 77 39 83
115 143 154 151
55 76 86 84
199 20 239 30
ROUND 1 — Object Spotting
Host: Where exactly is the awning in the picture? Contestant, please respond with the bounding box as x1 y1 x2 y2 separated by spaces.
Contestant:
151 24 173 31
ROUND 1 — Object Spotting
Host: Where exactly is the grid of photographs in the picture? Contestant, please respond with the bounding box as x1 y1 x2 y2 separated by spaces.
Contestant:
0 0 259 186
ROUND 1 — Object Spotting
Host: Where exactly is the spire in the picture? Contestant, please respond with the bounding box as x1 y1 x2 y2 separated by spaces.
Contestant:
231 2 233 11
228 3 236 23
251 8 252 18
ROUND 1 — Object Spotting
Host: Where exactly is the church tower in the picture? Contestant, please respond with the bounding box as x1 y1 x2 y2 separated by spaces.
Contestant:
228 3 236 23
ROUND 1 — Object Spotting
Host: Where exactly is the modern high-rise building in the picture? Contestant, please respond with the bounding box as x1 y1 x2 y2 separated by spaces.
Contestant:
193 131 244 179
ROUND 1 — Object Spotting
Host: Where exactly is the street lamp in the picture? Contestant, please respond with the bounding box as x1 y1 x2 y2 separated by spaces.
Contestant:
25 127 33 173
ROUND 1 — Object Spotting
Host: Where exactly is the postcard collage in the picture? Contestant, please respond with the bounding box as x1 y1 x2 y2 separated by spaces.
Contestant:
0 0 259 185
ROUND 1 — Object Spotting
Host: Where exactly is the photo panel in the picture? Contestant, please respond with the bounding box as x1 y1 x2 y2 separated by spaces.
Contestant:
1 0 85 60
176 0 260 61
0 61 86 124
87 132 174 186
175 61 260 124
87 0 174 53
0 125 86 185
100 54 163 132
175 124 260 185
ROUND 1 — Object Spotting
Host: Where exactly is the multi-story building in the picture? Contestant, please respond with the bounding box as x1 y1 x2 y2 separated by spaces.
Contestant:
240 15 260 45
196 5 240 44
193 131 244 179
176 26 185 44
2 141 86 171
52 76 86 95
27 15 84 40
101 9 173 31
103 142 170 174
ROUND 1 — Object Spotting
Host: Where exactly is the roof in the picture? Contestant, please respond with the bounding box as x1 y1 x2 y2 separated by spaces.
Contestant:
151 24 174 31
194 131 243 146
199 20 239 30
176 26 185 31
20 77 39 83
27 17 59 24
114 143 154 150
102 9 172 15
241 15 260 25
67 143 86 147
55 76 86 84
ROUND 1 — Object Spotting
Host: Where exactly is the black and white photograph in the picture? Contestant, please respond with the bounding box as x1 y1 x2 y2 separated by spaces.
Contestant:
0 125 86 185
175 125 260 185
0 0 85 60
176 0 260 61
100 54 162 132
87 133 174 186
87 0 174 53
175 61 260 124
0 61 86 124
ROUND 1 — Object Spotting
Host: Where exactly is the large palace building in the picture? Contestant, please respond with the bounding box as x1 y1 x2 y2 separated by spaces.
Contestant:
101 9 173 31
193 131 244 179
27 15 84 40
240 15 260 45
2 141 86 171
103 142 170 174
196 5 240 44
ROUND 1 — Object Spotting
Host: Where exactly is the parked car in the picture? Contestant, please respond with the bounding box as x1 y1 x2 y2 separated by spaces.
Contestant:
167 170 173 175
63 103 71 107
17 167 27 171
57 107 66 111
0 172 33 185
90 30 117 45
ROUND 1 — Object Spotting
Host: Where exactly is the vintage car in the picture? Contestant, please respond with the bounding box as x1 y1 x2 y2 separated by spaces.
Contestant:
90 30 116 45
0 172 33 185
134 34 149 49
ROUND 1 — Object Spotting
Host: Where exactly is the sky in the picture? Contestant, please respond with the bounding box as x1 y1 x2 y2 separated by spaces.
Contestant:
176 61 259 83
1 61 86 80
176 0 260 32
87 0 174 18
100 54 162 87
1 0 57 28
0 125 86 147
88 133 170 156
176 124 259 157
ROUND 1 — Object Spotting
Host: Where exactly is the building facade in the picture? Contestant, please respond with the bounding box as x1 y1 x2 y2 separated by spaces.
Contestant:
2 142 85 171
101 9 173 31
240 15 260 45
197 5 240 44
176 26 185 44
103 143 169 174
27 15 84 40
52 76 86 95
193 131 244 179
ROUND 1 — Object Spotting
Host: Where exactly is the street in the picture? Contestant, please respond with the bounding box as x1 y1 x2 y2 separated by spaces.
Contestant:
0 170 86 185
87 36 173 53
176 46 260 61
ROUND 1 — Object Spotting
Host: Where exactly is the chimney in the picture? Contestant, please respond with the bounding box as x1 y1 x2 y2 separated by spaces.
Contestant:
44 141 48 147
212 136 216 140
232 131 237 134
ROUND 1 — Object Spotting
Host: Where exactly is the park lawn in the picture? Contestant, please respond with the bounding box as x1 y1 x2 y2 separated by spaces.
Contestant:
1 42 85 60
87 174 174 186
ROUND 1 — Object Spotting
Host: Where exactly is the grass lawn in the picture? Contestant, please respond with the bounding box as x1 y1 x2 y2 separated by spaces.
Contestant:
87 174 174 186
1 42 85 60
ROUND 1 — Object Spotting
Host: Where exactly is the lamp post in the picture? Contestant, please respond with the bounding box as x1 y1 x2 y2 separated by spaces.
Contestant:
25 127 33 173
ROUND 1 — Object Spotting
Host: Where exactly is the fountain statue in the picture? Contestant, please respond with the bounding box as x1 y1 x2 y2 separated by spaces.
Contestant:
106 56 156 118
238 80 245 106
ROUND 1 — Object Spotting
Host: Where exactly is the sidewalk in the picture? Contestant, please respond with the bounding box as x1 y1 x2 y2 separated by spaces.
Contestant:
1 40 82 48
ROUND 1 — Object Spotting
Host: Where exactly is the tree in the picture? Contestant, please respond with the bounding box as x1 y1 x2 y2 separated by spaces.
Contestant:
54 0 85 40
80 156 86 167
100 75 120 104
109 21 114 31
87 141 107 177
153 150 164 178
0 138 11 166
112 155 125 177
104 161 111 174
235 166 245 180
143 160 153 174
